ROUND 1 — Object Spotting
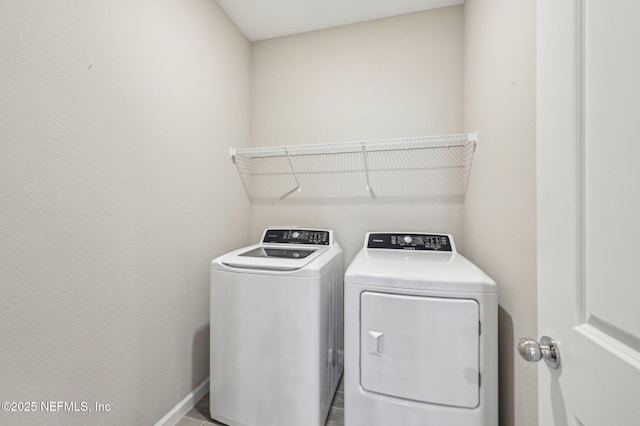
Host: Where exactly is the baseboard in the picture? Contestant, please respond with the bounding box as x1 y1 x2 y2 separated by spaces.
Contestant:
154 377 210 426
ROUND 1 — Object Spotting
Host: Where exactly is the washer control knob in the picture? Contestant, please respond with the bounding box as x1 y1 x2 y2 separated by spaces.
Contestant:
403 235 413 244
291 231 300 239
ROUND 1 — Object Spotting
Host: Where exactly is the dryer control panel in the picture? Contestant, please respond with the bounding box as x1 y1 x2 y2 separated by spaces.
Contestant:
366 233 453 251
262 228 331 245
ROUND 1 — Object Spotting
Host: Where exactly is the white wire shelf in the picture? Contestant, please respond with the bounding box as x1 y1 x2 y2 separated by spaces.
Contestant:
230 132 477 202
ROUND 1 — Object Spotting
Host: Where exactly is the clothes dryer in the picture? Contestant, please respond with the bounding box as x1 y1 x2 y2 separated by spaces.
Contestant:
210 228 344 426
344 232 497 426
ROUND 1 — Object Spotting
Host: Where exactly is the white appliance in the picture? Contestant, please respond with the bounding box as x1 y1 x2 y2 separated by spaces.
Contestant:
210 228 344 426
344 232 497 426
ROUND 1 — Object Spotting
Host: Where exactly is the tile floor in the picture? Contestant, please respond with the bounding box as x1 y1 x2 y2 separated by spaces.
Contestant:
175 376 344 426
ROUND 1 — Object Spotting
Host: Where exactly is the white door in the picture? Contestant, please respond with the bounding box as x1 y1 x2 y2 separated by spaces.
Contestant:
536 1 640 424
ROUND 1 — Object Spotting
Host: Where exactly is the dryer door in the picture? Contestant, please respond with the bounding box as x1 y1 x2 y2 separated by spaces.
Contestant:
360 291 480 408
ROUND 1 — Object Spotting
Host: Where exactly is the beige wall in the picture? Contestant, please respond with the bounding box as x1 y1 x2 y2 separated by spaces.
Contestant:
463 1 537 425
1 2 538 424
250 7 465 262
0 1 250 424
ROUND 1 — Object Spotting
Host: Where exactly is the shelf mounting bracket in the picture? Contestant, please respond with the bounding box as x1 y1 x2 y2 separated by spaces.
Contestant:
280 147 302 199
361 142 375 198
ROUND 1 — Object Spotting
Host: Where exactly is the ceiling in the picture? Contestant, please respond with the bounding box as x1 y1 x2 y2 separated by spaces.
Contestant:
215 0 464 41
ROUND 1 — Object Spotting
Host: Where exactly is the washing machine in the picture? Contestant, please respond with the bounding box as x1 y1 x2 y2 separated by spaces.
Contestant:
210 228 344 426
344 232 497 426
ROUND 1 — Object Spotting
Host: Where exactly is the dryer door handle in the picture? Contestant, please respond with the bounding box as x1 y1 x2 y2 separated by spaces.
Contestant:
367 330 385 356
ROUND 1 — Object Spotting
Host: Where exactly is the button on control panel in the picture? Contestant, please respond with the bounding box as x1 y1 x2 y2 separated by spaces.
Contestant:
262 229 330 245
367 233 453 251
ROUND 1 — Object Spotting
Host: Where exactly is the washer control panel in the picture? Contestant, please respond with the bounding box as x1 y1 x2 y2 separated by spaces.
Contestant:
366 233 453 251
262 228 331 245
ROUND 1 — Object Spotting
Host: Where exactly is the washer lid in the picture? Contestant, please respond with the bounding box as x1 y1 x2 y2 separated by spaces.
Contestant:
220 244 330 271
345 249 496 293
239 247 317 259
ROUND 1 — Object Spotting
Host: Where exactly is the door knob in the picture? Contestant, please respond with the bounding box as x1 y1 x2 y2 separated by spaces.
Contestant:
517 335 561 369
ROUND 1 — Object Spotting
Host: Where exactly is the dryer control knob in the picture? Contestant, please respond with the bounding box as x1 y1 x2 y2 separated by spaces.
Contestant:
403 236 413 244
292 231 300 239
